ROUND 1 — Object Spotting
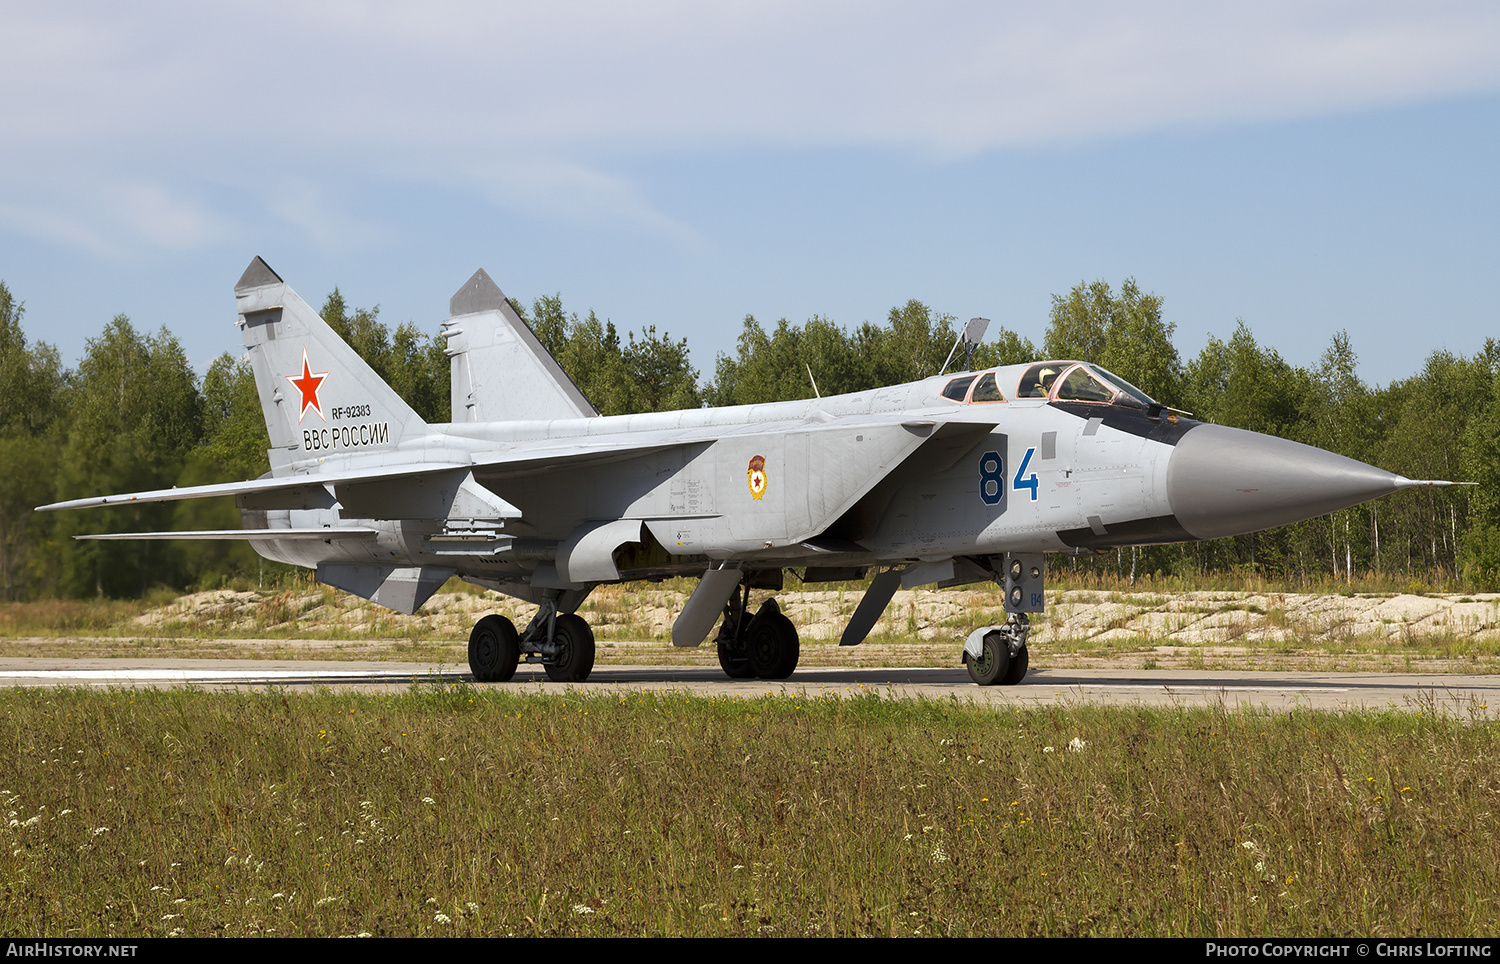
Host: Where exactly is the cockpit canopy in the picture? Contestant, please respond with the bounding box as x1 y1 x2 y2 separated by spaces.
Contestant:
942 360 1162 413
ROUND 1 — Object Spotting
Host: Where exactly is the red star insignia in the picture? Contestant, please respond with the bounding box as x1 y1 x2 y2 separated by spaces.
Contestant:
286 348 329 423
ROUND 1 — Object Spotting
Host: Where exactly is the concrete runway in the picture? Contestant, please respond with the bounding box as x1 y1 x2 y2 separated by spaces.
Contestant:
2 657 1496 716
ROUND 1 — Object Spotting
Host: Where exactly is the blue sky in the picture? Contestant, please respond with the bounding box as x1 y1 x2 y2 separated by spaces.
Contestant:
2 1 1498 391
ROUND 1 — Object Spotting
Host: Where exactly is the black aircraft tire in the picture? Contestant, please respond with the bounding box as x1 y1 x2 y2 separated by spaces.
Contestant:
718 640 755 679
747 608 799 680
1001 643 1029 685
964 630 1011 686
545 613 596 683
717 612 755 679
469 615 520 683
769 614 800 679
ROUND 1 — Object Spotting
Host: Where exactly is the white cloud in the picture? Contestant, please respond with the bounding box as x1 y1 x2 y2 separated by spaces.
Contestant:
116 184 235 249
2 1 1498 250
266 180 394 254
461 156 703 248
0 203 121 258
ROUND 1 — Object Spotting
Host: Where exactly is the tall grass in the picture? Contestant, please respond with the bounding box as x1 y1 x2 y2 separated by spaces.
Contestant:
2 688 1496 936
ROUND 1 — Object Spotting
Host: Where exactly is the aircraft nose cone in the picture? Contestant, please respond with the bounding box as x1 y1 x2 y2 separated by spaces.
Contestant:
1167 423 1405 541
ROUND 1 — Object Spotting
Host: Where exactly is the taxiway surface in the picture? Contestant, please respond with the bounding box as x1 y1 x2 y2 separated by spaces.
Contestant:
1 657 1495 716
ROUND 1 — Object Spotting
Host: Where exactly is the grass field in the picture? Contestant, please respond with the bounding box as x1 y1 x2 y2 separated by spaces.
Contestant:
2 687 1497 937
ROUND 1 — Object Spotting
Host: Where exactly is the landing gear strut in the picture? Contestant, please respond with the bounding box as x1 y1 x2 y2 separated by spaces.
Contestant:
715 578 799 680
964 613 1030 686
467 597 596 683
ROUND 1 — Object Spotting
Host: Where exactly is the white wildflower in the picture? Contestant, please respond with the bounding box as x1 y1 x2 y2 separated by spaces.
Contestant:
433 912 452 925
572 904 595 915
1067 737 1087 753
1043 746 1055 753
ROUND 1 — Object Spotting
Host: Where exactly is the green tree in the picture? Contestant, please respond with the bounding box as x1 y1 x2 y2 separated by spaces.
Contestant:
874 300 957 386
1181 322 1312 437
0 281 64 436
167 354 273 587
709 315 826 407
55 317 202 596
523 296 698 415
1045 278 1180 404
706 300 1031 407
319 289 449 422
623 326 700 412
970 328 1039 370
0 282 69 599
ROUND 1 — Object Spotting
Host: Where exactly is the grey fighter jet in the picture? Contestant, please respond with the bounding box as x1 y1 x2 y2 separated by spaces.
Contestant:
39 258 1460 685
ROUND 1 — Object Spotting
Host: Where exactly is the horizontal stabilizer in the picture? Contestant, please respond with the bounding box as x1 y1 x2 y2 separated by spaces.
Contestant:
37 462 471 513
75 528 378 541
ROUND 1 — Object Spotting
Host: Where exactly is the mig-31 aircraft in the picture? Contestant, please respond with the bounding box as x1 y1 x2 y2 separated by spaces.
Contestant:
39 258 1460 685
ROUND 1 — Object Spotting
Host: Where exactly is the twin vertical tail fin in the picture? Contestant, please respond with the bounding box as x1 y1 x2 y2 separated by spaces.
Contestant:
234 257 428 467
442 268 599 423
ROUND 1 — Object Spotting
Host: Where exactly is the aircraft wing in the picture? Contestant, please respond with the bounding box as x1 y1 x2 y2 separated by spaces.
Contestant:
38 410 998 546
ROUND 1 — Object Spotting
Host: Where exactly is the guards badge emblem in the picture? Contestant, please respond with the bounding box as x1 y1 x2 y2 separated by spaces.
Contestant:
747 454 767 500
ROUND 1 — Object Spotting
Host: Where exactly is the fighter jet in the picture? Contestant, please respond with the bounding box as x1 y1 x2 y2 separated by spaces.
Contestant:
38 258 1461 685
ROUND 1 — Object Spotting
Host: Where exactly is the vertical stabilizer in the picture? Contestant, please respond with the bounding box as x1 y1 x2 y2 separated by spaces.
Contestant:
443 268 599 422
234 257 429 465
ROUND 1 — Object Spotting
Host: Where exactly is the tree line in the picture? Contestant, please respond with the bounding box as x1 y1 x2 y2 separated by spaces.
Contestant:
0 275 1489 600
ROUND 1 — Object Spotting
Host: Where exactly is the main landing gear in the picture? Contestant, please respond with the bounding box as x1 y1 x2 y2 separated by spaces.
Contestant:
468 598 596 683
963 613 1030 686
715 581 799 681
